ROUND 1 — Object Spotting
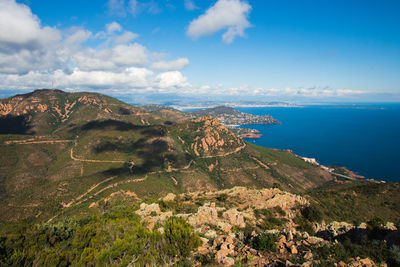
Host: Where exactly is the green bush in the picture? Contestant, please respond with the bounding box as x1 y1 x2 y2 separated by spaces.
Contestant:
247 233 277 252
301 204 323 223
293 215 315 235
0 206 202 266
164 216 201 259
366 216 384 232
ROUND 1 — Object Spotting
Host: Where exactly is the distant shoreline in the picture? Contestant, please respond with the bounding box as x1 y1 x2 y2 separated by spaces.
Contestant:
176 104 301 111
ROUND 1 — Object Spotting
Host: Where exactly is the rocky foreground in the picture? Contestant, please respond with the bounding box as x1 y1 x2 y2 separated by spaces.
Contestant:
134 187 399 266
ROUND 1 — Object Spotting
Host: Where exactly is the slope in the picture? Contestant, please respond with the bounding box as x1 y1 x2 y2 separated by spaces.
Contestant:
0 89 333 223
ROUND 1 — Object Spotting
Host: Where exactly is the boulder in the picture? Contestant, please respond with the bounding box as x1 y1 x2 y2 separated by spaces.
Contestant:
205 230 217 239
384 222 397 231
290 245 298 254
348 257 376 267
162 193 176 202
136 203 161 216
224 257 235 266
188 203 218 226
222 208 245 227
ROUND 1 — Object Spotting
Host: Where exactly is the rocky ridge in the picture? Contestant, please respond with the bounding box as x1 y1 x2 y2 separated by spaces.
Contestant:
131 186 399 266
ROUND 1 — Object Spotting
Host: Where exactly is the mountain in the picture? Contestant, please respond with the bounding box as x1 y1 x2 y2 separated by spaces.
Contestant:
0 89 333 223
1 90 400 266
188 105 280 125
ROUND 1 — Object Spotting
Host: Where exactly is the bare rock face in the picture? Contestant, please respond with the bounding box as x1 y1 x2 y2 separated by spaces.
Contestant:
136 203 161 216
162 193 176 202
189 116 244 157
188 202 220 226
322 221 354 237
348 257 377 267
222 208 245 227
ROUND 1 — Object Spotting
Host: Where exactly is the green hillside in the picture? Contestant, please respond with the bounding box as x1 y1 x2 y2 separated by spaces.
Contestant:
0 89 333 223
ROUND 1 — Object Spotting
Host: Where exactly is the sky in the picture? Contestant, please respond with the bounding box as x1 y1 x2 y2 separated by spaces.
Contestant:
0 0 400 103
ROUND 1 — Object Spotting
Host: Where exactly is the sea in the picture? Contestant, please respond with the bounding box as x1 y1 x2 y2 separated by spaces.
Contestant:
235 104 400 182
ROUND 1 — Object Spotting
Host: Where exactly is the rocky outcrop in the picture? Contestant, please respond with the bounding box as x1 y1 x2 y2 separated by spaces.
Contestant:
189 116 244 157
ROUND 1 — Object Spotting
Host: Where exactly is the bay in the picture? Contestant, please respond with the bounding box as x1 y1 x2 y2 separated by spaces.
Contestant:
237 104 400 182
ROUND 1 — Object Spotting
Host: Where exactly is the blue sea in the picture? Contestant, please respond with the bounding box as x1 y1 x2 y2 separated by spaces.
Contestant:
236 104 400 182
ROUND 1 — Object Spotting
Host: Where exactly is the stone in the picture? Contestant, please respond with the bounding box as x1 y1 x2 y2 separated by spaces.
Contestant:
205 230 217 239
306 236 324 245
222 208 245 227
188 204 218 226
302 232 310 239
225 235 234 244
224 257 235 266
348 257 376 267
136 203 161 216
358 222 367 229
217 221 232 233
384 222 397 231
287 230 294 241
302 261 313 267
290 244 298 254
162 193 176 201
304 251 313 260
326 221 354 236
277 235 286 249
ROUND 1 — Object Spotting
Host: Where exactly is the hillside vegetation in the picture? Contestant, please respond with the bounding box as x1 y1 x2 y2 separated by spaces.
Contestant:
1 90 400 266
0 89 333 223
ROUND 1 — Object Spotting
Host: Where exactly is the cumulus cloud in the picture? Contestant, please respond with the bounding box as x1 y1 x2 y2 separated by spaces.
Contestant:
0 0 60 52
155 71 188 89
71 43 148 71
106 22 122 33
0 0 192 93
114 31 139 44
150 58 189 71
187 0 252 44
184 0 198 11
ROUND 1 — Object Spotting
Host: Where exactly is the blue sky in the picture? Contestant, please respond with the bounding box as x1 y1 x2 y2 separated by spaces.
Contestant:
0 0 399 102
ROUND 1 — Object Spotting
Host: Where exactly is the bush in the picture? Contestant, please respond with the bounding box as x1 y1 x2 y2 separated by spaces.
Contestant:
293 215 315 235
164 216 201 259
301 204 323 223
366 216 384 232
216 193 228 202
247 233 277 252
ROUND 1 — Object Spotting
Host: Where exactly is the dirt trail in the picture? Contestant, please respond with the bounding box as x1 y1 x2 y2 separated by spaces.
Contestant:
4 139 73 145
61 176 118 208
251 157 270 169
70 143 125 163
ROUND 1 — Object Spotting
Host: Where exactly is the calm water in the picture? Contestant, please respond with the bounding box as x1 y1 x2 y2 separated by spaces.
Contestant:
237 104 400 182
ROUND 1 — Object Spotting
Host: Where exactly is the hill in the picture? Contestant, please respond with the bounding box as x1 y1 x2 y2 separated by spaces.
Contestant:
0 89 333 223
188 105 280 125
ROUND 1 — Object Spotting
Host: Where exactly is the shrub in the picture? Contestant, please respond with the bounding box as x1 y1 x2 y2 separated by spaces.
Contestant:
164 216 201 259
293 215 315 235
247 233 277 252
366 216 384 232
301 204 323 223
216 193 228 202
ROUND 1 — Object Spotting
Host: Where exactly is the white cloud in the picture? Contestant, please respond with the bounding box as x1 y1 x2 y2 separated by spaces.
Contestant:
184 0 198 11
150 58 189 71
0 0 60 52
155 71 188 89
114 31 139 44
108 0 162 17
187 0 252 44
106 22 122 33
107 0 127 17
72 43 148 71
